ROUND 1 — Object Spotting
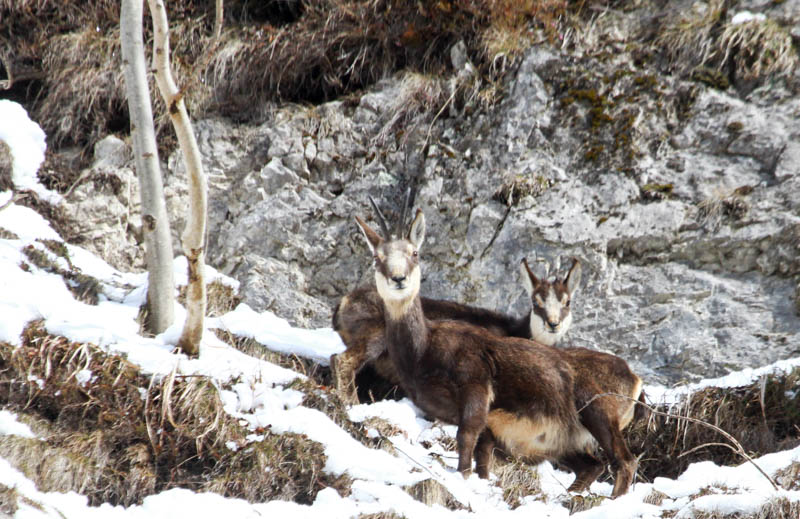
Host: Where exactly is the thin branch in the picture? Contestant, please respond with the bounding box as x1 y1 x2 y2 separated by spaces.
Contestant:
578 392 779 491
678 442 735 458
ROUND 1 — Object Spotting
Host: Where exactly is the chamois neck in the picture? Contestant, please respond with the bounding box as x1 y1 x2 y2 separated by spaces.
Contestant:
383 295 428 362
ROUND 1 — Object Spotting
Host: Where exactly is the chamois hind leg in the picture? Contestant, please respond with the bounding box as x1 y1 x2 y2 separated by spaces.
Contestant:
561 452 605 493
456 384 491 477
474 428 497 479
578 396 636 498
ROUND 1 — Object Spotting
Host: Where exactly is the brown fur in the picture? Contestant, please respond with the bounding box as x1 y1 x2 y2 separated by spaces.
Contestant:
331 288 645 439
351 210 638 497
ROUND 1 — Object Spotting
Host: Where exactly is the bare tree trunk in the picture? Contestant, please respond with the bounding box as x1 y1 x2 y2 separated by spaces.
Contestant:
120 0 175 334
214 0 224 40
147 0 208 356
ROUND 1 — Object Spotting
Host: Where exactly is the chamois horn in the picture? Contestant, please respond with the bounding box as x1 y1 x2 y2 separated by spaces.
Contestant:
368 195 392 240
397 188 412 238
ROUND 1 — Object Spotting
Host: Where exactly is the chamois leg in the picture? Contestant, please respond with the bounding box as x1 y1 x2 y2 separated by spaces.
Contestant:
561 452 605 493
456 384 491 477
474 428 497 479
578 397 636 498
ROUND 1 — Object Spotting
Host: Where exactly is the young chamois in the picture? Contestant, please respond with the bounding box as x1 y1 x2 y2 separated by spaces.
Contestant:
354 208 638 497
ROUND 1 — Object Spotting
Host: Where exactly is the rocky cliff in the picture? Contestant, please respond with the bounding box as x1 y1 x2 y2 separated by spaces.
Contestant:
51 0 800 385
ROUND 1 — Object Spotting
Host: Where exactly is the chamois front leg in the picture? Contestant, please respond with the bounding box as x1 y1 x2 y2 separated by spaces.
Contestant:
455 384 491 477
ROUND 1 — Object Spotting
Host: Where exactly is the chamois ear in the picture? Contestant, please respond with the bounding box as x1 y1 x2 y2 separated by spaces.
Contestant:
565 258 582 297
355 215 383 256
408 209 425 249
520 258 539 297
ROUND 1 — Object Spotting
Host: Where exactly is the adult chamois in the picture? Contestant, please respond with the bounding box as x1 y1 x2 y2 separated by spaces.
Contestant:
353 207 638 497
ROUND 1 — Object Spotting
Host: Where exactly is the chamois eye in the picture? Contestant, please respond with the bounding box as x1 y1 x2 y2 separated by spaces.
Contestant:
412 250 418 257
566 300 571 307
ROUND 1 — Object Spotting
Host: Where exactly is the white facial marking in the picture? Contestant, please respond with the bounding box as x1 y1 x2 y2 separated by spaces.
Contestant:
530 287 572 346
374 242 421 320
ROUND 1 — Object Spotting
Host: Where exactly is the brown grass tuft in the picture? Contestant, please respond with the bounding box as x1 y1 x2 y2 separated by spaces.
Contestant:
494 457 542 508
177 278 241 318
215 330 332 384
21 242 102 304
628 368 800 484
697 185 751 230
405 478 465 510
0 321 350 505
3 0 590 151
691 497 800 519
655 2 797 85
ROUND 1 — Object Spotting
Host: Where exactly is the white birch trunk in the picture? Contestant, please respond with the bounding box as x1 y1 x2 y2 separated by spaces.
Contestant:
120 0 175 334
147 0 208 356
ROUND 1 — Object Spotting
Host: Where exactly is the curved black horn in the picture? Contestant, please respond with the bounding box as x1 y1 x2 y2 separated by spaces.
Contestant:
368 195 392 239
397 188 411 238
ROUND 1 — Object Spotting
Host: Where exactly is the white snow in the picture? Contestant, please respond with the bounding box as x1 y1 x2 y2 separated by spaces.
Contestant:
731 11 767 25
0 410 37 439
1 100 799 519
0 100 61 205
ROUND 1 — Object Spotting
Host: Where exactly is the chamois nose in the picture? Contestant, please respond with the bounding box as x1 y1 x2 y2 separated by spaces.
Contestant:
391 275 407 284
547 320 559 331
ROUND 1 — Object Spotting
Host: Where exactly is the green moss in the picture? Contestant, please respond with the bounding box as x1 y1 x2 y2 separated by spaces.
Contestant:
633 74 657 89
690 66 730 89
560 95 575 106
584 145 604 161
589 106 613 127
727 121 744 133
641 183 674 201
570 88 604 106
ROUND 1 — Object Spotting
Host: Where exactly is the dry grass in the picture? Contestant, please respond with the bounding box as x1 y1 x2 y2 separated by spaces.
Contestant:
493 173 551 206
373 72 450 146
21 242 103 304
697 185 752 230
0 321 351 506
215 330 333 384
628 368 800 484
177 278 241 318
2 0 592 152
0 140 13 191
655 1 798 85
718 18 798 82
405 478 465 509
691 497 800 519
494 457 542 508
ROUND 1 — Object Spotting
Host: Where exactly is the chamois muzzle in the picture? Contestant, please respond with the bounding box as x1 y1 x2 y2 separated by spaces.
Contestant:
391 275 407 287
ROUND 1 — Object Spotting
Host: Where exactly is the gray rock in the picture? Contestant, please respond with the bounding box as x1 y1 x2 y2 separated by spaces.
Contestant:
59 4 800 385
93 135 129 170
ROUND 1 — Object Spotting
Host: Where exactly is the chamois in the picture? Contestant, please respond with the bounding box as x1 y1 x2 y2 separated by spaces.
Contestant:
332 198 583 402
331 260 581 402
354 208 638 497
